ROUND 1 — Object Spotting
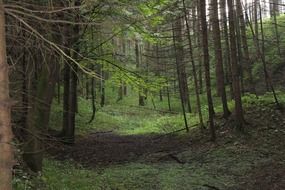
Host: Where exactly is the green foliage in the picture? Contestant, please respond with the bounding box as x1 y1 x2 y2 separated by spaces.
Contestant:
22 89 285 189
242 91 285 107
247 15 285 83
13 167 45 190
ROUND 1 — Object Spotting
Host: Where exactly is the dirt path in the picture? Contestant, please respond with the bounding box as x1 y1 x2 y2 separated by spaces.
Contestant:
49 104 285 190
50 130 197 167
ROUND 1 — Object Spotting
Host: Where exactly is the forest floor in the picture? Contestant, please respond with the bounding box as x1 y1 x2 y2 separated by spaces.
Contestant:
44 98 285 190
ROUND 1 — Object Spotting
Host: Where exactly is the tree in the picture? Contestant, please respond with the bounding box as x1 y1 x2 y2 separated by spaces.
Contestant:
61 0 81 144
182 0 205 128
173 16 192 113
0 0 13 188
210 0 231 119
220 0 234 99
236 0 256 94
135 40 146 106
200 0 216 140
228 0 245 130
173 18 189 132
271 0 282 57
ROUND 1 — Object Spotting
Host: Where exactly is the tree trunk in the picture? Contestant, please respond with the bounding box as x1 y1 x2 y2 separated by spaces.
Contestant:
67 60 78 144
61 0 80 143
0 1 13 188
100 65 105 107
228 0 245 131
272 1 282 57
196 0 203 94
183 0 205 128
173 16 192 113
23 57 59 172
135 40 145 106
62 62 71 136
88 73 96 124
220 0 234 99
200 0 216 140
210 0 231 119
172 20 189 132
236 0 256 94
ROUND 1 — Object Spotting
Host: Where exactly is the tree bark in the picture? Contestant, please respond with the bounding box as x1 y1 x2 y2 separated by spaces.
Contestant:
200 0 216 140
220 0 234 99
210 0 231 119
196 0 203 94
0 1 13 188
172 20 189 132
135 40 145 106
173 16 192 113
236 0 256 94
23 56 59 172
183 0 205 128
228 0 245 130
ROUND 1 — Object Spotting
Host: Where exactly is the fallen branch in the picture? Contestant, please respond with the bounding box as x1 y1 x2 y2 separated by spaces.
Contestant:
154 124 199 140
168 154 185 164
157 153 185 164
90 131 113 135
202 184 220 190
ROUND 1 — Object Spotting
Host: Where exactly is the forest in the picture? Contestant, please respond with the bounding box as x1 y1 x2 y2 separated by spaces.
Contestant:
0 0 285 189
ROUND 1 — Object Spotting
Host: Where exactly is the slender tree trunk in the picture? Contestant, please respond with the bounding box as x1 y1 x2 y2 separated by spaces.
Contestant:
236 0 256 94
200 0 216 140
62 62 70 136
183 0 205 128
172 20 189 132
21 40 28 131
61 4 71 138
86 77 89 99
220 0 234 99
235 8 245 95
57 74 61 104
272 1 282 57
210 0 231 119
135 40 145 106
117 80 123 102
173 17 192 113
254 0 260 60
0 1 13 188
68 61 78 144
259 2 268 89
196 0 203 94
100 65 105 107
228 0 245 131
88 71 96 124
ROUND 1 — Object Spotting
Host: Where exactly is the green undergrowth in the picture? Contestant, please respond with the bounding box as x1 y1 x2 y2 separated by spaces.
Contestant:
19 144 276 190
14 91 285 189
16 121 284 190
50 89 285 136
249 14 285 78
49 96 197 135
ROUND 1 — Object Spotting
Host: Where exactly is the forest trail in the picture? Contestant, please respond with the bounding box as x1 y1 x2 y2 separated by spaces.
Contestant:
48 103 285 190
51 126 193 166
